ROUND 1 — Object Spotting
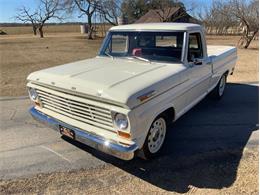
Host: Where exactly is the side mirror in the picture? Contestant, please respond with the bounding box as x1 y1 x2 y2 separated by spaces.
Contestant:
193 58 203 65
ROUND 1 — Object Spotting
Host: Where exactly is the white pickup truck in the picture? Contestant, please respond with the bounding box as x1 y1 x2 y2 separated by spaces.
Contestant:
28 23 237 160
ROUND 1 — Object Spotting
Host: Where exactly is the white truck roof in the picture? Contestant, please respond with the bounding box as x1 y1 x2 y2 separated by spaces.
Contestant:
110 23 201 31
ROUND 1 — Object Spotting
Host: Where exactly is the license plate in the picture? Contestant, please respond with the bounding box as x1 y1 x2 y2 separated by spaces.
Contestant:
60 126 75 139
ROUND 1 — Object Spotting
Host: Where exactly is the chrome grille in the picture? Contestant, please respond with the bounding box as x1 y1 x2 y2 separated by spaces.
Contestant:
36 89 114 131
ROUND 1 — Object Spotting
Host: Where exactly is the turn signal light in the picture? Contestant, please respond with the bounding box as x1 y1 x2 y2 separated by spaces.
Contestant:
34 102 41 107
118 131 131 139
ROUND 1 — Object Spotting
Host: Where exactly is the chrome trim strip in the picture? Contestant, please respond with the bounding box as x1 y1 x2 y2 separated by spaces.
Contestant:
29 107 138 160
181 31 187 62
109 29 192 32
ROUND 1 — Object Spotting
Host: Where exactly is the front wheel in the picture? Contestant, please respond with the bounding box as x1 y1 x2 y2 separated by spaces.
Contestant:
138 116 167 160
210 74 227 99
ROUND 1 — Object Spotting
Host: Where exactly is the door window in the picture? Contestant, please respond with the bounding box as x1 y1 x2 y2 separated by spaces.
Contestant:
106 34 128 56
188 33 203 62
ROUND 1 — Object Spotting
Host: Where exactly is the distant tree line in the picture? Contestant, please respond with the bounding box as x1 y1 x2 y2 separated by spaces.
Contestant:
0 22 88 27
199 0 258 49
15 0 186 39
15 0 258 48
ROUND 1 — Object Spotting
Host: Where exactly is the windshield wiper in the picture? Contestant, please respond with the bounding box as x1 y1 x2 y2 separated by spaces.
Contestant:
131 56 151 63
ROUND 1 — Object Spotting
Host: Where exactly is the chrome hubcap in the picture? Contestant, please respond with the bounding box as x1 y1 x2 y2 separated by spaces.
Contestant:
148 118 166 153
219 75 226 96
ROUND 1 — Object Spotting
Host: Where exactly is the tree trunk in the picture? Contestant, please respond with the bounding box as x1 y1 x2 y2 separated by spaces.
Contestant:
39 26 44 38
87 15 93 40
239 25 258 49
87 26 94 39
32 26 37 36
244 31 258 49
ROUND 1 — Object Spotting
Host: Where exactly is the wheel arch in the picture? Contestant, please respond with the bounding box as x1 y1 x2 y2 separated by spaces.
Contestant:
159 107 176 124
135 105 176 159
135 105 176 149
148 106 176 129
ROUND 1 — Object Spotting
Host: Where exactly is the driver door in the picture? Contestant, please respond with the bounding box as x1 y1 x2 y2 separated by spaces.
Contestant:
185 32 211 105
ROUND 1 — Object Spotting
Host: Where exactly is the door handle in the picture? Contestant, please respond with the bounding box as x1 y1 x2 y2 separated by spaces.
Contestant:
194 61 203 65
193 59 203 65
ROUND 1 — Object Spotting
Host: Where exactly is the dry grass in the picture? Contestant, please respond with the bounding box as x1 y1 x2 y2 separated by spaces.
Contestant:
0 33 258 96
1 25 79 35
0 33 103 96
0 24 111 35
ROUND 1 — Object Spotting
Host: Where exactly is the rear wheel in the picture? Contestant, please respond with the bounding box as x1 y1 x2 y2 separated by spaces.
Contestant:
210 74 227 99
139 116 167 159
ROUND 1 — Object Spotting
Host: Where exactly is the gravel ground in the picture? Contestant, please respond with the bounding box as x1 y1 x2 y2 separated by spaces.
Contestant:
0 147 258 194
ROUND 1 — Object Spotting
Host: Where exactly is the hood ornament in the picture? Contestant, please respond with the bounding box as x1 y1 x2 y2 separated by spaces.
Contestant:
97 90 103 97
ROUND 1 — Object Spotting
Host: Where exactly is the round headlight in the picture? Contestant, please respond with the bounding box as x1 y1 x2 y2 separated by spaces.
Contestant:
28 88 38 101
114 113 128 130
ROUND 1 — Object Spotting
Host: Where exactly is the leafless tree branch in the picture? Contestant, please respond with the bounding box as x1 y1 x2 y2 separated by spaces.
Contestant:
201 0 258 48
35 0 65 38
15 6 39 35
73 0 100 39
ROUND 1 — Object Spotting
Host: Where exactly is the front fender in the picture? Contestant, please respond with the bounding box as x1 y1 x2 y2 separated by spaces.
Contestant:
131 98 175 148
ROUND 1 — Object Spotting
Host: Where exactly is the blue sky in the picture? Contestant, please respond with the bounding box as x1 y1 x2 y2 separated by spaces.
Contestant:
0 0 36 23
0 0 212 23
0 0 82 23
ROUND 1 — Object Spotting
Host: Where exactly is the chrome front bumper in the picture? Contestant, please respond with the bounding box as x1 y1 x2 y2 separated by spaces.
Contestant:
29 107 138 160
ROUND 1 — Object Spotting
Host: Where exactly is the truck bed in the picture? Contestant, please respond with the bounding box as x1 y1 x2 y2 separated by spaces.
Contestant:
207 45 237 75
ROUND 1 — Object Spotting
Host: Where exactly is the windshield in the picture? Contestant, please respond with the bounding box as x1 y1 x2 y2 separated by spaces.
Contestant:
99 31 185 63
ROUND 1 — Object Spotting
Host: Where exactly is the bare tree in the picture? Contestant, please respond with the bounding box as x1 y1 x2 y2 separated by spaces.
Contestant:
154 7 188 22
36 0 64 38
200 0 258 48
16 7 39 35
199 2 237 35
152 0 186 22
74 0 100 39
97 0 122 26
228 0 259 48
15 0 63 38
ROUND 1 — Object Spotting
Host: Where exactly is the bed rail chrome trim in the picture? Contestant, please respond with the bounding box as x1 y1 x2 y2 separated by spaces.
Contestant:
29 107 138 160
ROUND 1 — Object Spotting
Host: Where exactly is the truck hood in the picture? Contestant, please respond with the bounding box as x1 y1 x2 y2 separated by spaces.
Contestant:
27 57 187 108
